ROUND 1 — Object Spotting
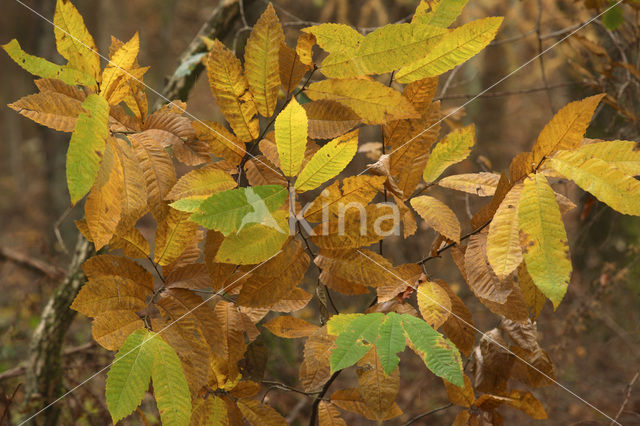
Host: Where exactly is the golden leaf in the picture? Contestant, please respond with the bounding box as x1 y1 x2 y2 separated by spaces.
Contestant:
192 120 246 166
263 315 319 338
576 139 640 176
296 32 316 67
475 390 547 420
101 32 142 105
53 0 100 80
8 90 84 132
435 279 475 356
305 78 418 124
532 94 605 164
315 249 396 289
330 388 402 421
443 375 475 407
486 183 523 279
438 172 500 197
167 165 237 212
154 207 199 266
311 203 398 249
206 39 259 142
303 100 361 140
303 175 384 223
517 263 546 319
410 195 461 243
244 3 284 117
237 399 287 426
85 140 123 250
417 280 451 329
91 311 143 351
237 239 310 307
113 138 147 229
318 401 346 426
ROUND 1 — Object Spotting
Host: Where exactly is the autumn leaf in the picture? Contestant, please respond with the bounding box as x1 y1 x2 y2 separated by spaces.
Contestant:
275 98 308 176
413 0 470 28
487 183 523 278
438 172 500 196
263 315 319 338
518 173 571 309
423 124 476 183
410 195 461 243
54 0 100 80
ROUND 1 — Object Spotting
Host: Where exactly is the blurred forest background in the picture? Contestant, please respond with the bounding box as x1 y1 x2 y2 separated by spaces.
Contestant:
1 0 639 424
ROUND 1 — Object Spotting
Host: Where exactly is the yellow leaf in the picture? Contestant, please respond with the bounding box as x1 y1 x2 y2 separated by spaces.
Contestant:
548 149 640 215
54 0 100 80
304 100 361 140
130 132 177 221
244 3 284 117
109 226 150 259
305 78 418 124
396 17 503 83
423 124 476 183
302 25 362 72
304 175 385 223
313 22 446 78
518 173 571 309
417 280 451 328
8 89 84 132
410 195 461 243
206 39 260 142
279 42 309 95
438 172 500 197
413 0 469 28
154 208 198 266
166 165 237 212
275 98 308 176
487 183 523 278
100 32 141 104
85 140 123 250
532 94 605 164
443 375 475 407
315 249 396 288
296 32 316 67
263 316 319 338
356 350 400 421
575 139 640 176
295 130 359 192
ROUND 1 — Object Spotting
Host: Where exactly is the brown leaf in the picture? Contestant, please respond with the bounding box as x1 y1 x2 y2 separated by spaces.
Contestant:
436 280 476 356
299 327 336 392
330 388 402 421
237 399 287 426
279 42 309 95
475 390 547 419
499 318 539 352
444 374 475 408
318 401 347 426
356 349 400 421
471 329 514 395
154 207 198 266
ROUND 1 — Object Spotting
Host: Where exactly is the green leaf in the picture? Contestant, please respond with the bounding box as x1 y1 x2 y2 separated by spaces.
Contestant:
215 210 290 264
295 130 359 192
66 94 110 204
603 2 623 30
329 313 385 373
376 312 406 375
327 313 463 382
423 125 475 183
106 329 154 423
518 173 571 309
400 314 463 386
148 333 191 426
2 39 95 87
396 17 503 83
190 185 288 235
275 98 308 177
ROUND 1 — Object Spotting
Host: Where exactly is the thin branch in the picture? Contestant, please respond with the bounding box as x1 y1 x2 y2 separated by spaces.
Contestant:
436 82 577 101
611 369 640 425
308 371 340 426
402 403 454 426
536 0 556 114
418 219 492 264
0 246 65 279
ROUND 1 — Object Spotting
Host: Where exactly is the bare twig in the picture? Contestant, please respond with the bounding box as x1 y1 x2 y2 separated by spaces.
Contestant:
0 246 64 280
436 82 578 101
418 220 491 264
611 369 639 425
536 0 556 114
402 403 454 426
308 371 340 426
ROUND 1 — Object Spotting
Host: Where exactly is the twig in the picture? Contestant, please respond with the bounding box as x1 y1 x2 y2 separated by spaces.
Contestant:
418 220 491 264
436 82 577 101
536 0 556 114
308 371 340 426
402 403 454 426
0 246 64 280
611 369 639 425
